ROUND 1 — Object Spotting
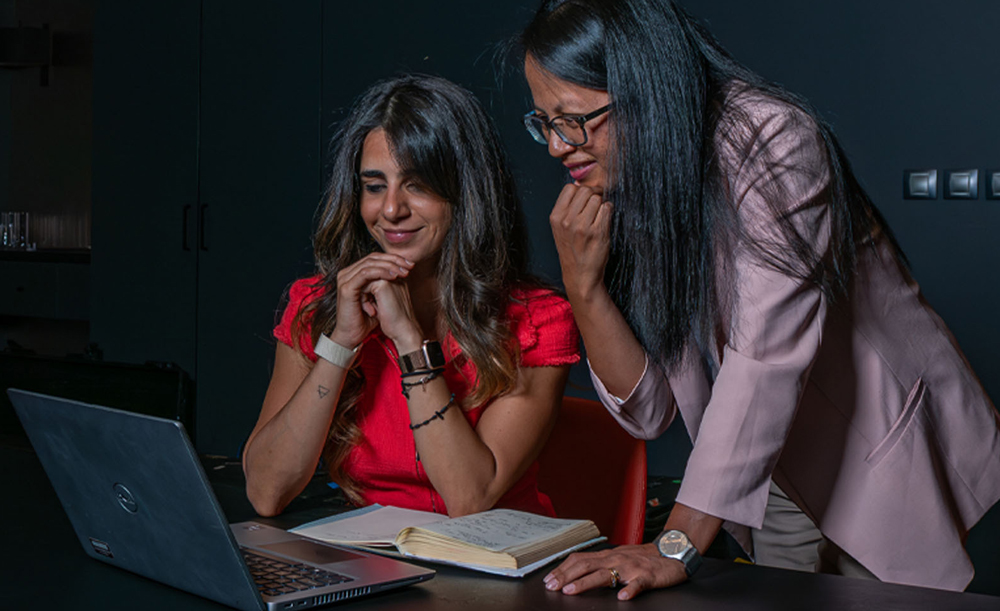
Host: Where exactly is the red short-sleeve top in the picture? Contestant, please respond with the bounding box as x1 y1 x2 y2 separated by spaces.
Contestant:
273 276 580 516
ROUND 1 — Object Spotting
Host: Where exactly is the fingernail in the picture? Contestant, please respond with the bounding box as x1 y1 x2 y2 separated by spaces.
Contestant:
563 584 576 594
545 580 559 591
618 591 630 601
542 573 554 584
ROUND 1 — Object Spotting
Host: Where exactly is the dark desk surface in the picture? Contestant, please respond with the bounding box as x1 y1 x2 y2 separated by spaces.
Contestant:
4 442 998 611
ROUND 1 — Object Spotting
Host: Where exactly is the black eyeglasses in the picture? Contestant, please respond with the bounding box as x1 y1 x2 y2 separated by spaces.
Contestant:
523 104 610 146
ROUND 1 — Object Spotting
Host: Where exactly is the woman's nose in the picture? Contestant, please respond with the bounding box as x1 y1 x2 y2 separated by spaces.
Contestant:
382 185 409 220
547 131 575 157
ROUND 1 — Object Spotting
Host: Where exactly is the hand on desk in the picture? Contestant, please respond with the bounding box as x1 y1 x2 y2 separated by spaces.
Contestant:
543 543 687 601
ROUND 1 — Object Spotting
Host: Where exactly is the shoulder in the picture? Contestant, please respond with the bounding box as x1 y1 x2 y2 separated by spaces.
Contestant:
506 285 580 367
714 84 831 221
287 275 327 310
715 85 828 180
273 275 326 358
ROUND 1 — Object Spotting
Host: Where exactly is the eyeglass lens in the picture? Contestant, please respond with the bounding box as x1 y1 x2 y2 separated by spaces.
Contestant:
525 115 586 146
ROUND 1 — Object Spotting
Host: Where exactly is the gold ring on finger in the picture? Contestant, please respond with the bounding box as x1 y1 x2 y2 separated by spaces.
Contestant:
608 567 621 589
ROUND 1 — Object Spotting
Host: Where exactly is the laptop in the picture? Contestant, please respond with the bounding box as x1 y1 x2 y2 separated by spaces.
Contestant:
8 388 435 611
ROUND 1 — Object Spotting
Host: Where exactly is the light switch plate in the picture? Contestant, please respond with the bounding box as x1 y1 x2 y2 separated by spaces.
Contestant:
987 170 1000 200
903 170 937 199
944 169 979 199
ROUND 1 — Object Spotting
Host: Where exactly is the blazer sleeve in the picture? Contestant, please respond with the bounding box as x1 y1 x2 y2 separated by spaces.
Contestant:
588 355 678 440
675 97 834 529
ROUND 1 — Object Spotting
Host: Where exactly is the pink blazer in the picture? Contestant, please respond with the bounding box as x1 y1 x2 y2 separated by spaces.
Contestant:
591 90 1000 591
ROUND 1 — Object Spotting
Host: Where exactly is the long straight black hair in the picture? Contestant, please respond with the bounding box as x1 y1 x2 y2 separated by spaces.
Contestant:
520 0 900 369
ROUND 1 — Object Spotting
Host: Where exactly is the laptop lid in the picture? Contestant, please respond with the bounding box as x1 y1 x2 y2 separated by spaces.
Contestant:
8 388 433 611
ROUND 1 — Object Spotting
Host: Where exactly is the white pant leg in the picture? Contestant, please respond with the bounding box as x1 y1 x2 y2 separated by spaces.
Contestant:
753 479 878 580
752 480 823 572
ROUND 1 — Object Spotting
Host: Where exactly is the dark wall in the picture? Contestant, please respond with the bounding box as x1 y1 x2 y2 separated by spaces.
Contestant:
82 0 1000 472
0 0 13 208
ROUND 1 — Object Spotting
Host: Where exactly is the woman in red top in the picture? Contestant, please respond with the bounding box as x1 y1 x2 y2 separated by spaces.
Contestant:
243 75 580 518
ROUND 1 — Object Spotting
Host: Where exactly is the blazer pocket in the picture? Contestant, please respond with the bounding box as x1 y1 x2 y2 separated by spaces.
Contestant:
865 377 927 467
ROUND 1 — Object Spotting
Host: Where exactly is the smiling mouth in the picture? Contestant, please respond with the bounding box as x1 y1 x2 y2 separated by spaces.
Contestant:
566 161 595 181
381 228 420 244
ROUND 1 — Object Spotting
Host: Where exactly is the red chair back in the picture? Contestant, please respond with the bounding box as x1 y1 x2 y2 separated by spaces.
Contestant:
537 396 647 545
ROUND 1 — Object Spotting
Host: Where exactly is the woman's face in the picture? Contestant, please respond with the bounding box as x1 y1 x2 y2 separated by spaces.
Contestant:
359 128 452 266
524 55 612 195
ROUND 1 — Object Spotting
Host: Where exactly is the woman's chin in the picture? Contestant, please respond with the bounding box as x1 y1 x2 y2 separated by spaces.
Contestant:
579 180 606 197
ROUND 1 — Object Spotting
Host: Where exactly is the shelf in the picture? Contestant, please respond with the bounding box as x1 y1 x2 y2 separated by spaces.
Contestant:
0 249 90 264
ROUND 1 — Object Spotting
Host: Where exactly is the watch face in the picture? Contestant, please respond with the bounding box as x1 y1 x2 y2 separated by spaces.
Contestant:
424 340 445 367
658 530 690 557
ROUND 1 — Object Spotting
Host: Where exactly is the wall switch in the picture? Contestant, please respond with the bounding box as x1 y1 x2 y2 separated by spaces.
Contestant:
903 170 937 199
944 169 979 199
987 171 1000 200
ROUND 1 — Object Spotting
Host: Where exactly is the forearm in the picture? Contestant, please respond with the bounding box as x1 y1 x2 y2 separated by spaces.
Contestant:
566 283 647 398
663 501 724 556
398 369 508 517
244 359 347 516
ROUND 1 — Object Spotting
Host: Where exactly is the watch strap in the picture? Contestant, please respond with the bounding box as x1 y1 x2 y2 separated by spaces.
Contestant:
314 334 360 369
398 340 445 374
677 545 702 577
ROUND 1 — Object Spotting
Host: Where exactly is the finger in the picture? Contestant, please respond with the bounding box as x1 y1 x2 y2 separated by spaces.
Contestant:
574 193 605 228
544 550 612 589
593 201 614 239
347 257 412 278
361 295 377 318
339 260 408 292
358 252 414 268
339 255 412 284
617 574 648 601
552 183 580 217
560 568 618 596
564 185 595 219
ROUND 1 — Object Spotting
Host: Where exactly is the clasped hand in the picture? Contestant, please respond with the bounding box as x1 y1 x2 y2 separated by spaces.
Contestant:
543 543 687 601
549 183 614 300
330 253 420 348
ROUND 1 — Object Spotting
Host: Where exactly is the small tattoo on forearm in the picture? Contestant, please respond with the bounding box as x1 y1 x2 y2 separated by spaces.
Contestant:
318 385 330 398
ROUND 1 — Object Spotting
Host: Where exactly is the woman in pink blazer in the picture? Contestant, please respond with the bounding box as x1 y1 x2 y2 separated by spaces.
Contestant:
517 0 1000 599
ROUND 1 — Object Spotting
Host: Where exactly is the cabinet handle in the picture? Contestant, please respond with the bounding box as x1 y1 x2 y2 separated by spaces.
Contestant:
199 204 209 251
182 205 193 251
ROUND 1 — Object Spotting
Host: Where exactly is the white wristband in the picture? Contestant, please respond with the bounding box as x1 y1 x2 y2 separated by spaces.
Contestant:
315 334 360 369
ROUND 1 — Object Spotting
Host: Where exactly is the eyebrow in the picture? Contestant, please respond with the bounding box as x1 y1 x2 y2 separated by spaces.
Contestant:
359 169 385 180
532 103 587 117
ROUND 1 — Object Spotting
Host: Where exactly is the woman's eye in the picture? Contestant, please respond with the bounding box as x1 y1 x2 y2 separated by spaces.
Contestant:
406 182 425 194
364 183 385 194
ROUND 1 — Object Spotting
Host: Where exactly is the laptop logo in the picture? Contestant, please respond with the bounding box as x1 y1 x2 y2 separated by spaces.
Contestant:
113 483 138 513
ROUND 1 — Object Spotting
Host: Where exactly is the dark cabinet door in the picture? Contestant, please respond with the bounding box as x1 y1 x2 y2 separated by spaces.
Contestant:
90 0 200 376
197 0 322 455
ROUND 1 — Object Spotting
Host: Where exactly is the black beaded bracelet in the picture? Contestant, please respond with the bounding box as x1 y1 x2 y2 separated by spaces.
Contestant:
400 368 444 399
409 394 455 430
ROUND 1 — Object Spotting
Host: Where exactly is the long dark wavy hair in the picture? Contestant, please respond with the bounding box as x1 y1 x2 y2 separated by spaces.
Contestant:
294 74 534 502
519 0 902 370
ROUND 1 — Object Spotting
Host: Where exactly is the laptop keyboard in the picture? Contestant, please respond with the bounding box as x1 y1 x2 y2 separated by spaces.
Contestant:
242 549 354 597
